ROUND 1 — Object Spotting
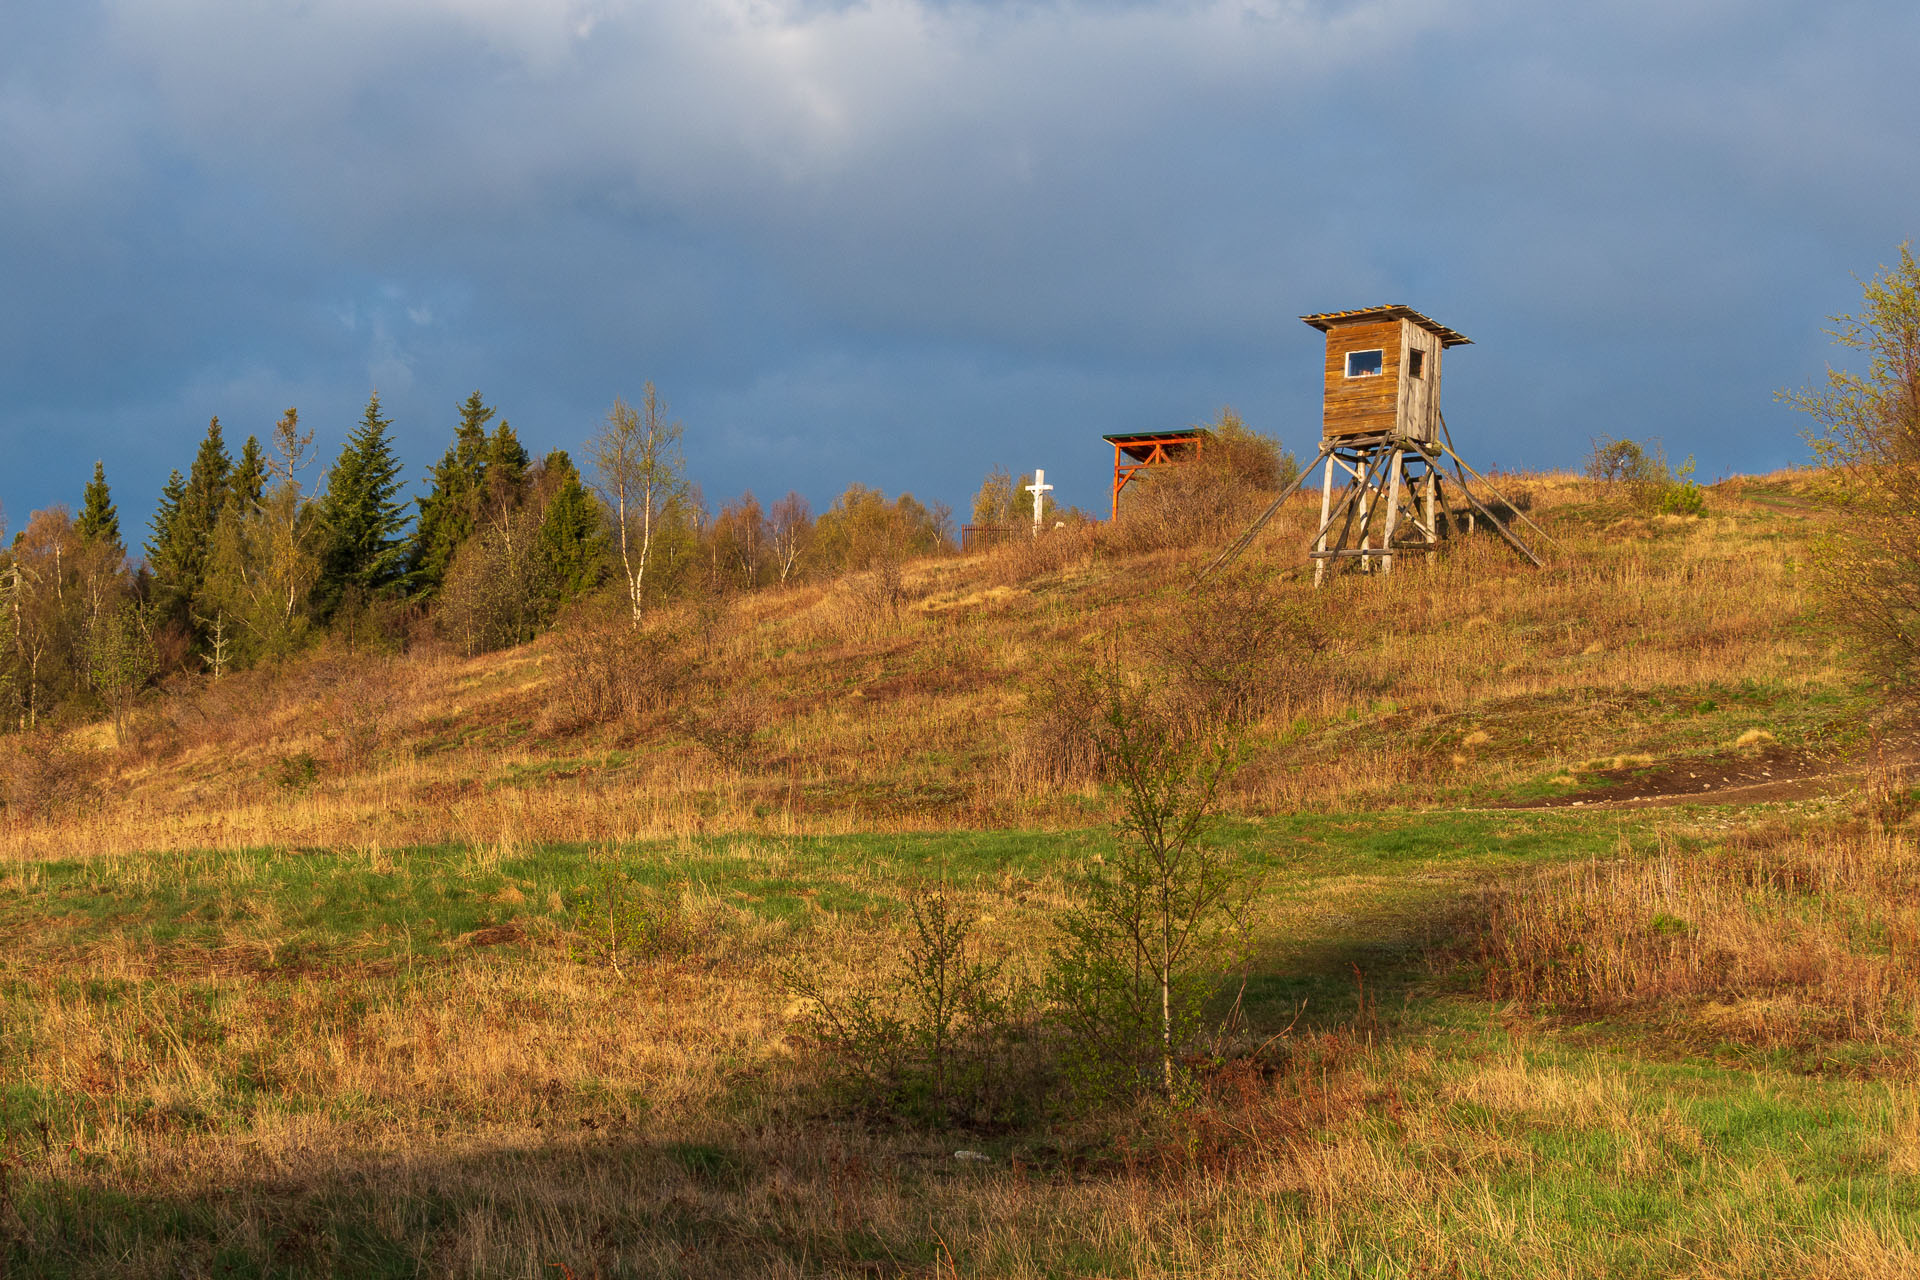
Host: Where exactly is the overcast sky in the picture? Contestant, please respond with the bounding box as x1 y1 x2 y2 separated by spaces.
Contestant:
3 0 1915 543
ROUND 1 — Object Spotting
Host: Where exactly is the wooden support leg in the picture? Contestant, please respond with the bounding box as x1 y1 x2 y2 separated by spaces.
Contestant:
1381 450 1406 574
1313 450 1336 588
1423 465 1437 545
1357 456 1374 574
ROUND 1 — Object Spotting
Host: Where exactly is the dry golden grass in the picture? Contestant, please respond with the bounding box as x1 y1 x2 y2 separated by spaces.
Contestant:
4 801 1919 1275
7 467 1918 1277
0 470 1851 864
10 986 1917 1277
1474 821 1920 1053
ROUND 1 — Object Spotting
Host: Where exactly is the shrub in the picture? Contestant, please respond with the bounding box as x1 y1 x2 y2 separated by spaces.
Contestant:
1586 435 1706 515
1049 652 1253 1102
785 880 1044 1127
1658 456 1707 516
1011 648 1107 788
547 612 691 731
273 752 319 790
1789 245 1920 693
318 655 399 771
0 731 103 821
1109 461 1249 552
1108 409 1297 553
681 694 764 773
1017 583 1333 791
1154 572 1334 730
1205 406 1297 493
569 865 703 974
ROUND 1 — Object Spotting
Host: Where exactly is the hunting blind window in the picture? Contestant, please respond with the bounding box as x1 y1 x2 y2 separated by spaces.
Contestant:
1408 349 1425 378
1346 349 1384 378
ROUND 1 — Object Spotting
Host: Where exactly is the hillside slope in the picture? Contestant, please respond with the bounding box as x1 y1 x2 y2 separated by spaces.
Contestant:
0 469 1857 859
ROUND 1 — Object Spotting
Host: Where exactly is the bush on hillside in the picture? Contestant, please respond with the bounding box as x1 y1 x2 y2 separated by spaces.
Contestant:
1016 576 1335 791
0 730 103 821
1012 652 1107 788
1206 407 1298 493
1790 243 1920 695
1154 573 1337 731
784 881 1048 1128
317 656 401 771
1585 435 1705 516
1110 408 1298 553
546 611 693 733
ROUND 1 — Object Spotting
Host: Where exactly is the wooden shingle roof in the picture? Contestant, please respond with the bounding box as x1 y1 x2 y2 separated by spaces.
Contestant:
1300 305 1472 348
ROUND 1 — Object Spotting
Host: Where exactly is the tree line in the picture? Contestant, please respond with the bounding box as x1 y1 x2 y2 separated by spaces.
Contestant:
0 385 953 735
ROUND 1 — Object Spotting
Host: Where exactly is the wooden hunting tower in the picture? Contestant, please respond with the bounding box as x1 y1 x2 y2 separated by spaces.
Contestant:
1203 304 1548 583
1305 305 1470 445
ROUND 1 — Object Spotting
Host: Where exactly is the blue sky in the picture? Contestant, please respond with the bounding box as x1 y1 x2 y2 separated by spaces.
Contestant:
2 0 1915 545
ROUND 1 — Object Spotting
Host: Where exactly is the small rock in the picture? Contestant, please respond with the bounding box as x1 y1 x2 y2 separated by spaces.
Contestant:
953 1150 991 1163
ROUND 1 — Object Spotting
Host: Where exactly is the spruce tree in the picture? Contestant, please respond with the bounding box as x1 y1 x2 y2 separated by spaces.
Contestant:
407 391 495 597
486 421 531 495
231 435 267 511
180 418 233 531
146 469 185 569
77 461 123 558
534 450 604 611
314 392 409 617
202 407 319 662
145 469 188 615
152 418 233 624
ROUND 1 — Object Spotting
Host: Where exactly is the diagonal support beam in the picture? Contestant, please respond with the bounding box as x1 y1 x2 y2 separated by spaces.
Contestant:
1445 458 1544 567
1438 414 1568 554
1197 443 1329 580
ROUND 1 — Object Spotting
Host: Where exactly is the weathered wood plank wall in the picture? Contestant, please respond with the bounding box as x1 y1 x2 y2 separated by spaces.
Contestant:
1320 319 1403 438
1396 319 1444 444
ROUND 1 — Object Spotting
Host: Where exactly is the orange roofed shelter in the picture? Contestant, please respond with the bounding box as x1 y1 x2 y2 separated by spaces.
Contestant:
1102 429 1213 520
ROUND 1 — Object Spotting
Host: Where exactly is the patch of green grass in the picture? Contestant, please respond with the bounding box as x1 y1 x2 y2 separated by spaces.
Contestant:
0 810 1656 972
8 805 1920 1277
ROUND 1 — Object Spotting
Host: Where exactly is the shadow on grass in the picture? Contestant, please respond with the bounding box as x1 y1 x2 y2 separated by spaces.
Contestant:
6 1131 967 1279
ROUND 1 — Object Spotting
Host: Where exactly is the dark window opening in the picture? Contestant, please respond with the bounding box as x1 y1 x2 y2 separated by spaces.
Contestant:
1345 349 1384 378
1408 349 1425 379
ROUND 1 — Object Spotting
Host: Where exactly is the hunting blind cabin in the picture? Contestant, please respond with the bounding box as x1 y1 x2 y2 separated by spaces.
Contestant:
1202 304 1552 583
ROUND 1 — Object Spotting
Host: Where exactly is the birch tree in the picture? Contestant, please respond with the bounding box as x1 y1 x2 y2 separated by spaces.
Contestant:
204 408 319 660
769 491 813 586
589 384 686 623
1048 644 1251 1101
87 602 157 747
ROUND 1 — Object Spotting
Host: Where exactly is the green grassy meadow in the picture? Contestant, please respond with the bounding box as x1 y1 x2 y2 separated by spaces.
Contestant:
6 805 1918 1277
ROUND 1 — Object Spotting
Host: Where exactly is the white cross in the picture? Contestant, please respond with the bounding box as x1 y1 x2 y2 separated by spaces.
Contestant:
1024 468 1054 537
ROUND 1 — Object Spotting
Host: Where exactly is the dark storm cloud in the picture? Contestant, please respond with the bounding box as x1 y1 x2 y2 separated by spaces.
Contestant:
2 0 1915 539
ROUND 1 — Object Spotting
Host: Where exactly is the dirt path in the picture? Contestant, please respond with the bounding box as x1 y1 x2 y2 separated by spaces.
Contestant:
1502 741 1920 811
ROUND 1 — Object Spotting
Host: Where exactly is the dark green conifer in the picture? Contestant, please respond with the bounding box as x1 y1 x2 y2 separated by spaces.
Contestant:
406 391 495 597
230 435 267 511
314 393 410 617
145 469 186 574
150 417 233 624
486 421 531 493
181 417 232 527
534 450 604 611
77 461 123 558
